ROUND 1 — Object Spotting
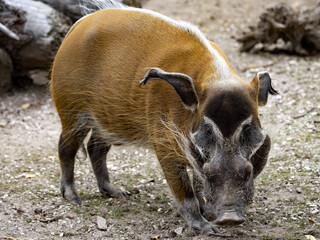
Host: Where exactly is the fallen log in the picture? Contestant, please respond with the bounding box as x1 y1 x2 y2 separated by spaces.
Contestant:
0 48 13 92
36 0 143 22
237 2 320 55
0 0 72 87
0 22 19 40
0 0 144 89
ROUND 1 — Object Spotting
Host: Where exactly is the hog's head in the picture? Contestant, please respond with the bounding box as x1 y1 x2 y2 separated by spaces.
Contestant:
141 68 277 228
190 72 277 226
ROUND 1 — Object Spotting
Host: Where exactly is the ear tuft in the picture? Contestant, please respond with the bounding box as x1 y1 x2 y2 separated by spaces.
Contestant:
253 71 278 106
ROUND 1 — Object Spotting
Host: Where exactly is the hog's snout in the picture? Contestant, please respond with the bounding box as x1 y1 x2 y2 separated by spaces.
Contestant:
214 211 245 226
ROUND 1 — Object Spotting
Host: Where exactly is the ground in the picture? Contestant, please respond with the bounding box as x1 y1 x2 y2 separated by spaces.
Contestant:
0 0 319 239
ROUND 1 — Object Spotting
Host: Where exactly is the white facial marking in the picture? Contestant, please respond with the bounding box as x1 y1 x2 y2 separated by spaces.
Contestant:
203 116 223 146
231 116 253 144
203 115 266 153
249 130 267 159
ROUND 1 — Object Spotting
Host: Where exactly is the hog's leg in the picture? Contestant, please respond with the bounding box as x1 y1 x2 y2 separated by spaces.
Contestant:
192 173 216 221
59 130 87 205
87 131 126 199
192 172 204 206
154 146 219 235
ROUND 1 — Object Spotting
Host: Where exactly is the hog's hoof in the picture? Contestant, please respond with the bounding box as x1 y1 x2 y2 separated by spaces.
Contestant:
60 183 82 205
99 182 127 199
190 219 220 236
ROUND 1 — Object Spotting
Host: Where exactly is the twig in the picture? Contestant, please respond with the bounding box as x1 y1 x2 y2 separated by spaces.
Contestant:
1 237 40 240
208 232 233 238
291 108 315 119
0 23 20 41
38 215 64 223
240 59 278 72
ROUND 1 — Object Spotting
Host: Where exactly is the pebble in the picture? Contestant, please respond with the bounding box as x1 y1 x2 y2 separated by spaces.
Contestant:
97 216 108 231
174 226 183 235
34 207 42 214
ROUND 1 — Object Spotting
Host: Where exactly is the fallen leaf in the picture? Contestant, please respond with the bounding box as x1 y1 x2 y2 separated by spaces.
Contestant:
150 235 160 240
16 208 24 214
308 219 315 225
21 103 31 109
203 197 208 203
305 235 316 240
39 215 64 223
26 173 36 179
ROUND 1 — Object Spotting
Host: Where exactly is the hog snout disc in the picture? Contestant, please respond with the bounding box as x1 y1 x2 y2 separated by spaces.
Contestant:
214 212 245 226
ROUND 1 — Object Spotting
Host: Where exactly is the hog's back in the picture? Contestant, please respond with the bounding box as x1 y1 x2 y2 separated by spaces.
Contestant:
51 9 213 144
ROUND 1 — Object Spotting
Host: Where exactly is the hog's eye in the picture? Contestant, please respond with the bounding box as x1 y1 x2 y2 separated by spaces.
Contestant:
241 124 254 143
241 123 264 148
205 127 212 136
242 124 253 135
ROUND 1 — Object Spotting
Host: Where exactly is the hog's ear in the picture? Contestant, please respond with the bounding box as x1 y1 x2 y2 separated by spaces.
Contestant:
140 67 199 111
251 72 278 106
251 135 271 178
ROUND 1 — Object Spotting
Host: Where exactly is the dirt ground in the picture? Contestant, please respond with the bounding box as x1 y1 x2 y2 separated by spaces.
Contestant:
0 0 320 239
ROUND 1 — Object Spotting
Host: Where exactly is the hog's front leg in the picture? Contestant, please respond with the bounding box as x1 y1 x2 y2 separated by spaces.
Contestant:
154 146 219 235
192 173 216 221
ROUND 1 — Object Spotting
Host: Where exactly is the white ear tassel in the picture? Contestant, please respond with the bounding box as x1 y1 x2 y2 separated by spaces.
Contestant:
257 71 269 79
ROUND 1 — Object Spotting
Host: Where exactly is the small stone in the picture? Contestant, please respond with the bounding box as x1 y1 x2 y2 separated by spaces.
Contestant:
28 69 49 85
34 207 42 214
16 208 25 214
296 188 302 194
97 216 108 231
246 207 256 214
169 230 177 238
174 226 183 235
21 103 31 110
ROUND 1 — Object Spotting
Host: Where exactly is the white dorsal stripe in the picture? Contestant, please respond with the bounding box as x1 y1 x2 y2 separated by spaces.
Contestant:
129 8 233 81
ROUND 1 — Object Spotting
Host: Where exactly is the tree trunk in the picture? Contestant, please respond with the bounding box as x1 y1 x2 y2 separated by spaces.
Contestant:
0 48 12 92
0 0 72 86
36 0 143 22
0 0 145 88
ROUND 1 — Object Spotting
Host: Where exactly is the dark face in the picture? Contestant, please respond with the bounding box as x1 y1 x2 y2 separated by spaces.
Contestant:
191 89 271 226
